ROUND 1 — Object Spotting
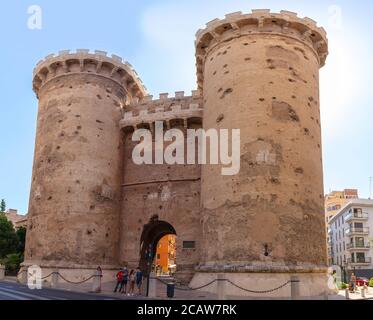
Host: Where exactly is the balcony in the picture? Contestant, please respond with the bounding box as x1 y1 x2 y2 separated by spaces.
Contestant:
345 212 369 223
346 243 371 251
345 227 369 236
347 257 372 265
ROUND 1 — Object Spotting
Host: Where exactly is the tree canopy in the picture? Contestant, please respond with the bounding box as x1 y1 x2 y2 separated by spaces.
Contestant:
0 199 6 213
0 213 19 259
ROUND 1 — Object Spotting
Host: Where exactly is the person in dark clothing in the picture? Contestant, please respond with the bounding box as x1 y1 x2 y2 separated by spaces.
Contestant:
135 267 143 295
113 269 123 293
120 267 129 294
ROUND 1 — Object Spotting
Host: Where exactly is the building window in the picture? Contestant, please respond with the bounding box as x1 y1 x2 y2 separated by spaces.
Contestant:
356 237 365 247
356 252 366 263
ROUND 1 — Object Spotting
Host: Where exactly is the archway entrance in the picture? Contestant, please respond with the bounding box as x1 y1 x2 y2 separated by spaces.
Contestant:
139 216 177 276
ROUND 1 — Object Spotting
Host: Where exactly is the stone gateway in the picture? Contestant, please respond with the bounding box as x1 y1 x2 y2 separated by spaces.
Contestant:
23 9 330 298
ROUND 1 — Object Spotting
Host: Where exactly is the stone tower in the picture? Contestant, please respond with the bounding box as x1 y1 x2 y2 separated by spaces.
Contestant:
25 50 146 276
190 10 329 297
24 9 331 298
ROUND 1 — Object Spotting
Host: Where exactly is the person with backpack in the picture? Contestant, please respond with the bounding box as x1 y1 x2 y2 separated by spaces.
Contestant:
120 267 129 294
135 267 143 295
113 268 123 293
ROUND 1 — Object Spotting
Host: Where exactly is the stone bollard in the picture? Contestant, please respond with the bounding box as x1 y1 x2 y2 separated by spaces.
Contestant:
345 288 349 299
290 276 300 300
148 273 157 298
0 265 5 281
18 269 27 284
92 270 102 293
361 287 366 298
217 274 226 300
51 271 59 289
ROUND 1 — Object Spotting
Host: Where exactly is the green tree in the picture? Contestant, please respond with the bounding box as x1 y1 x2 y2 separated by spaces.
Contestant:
0 253 22 275
0 199 6 213
0 213 19 259
16 226 26 257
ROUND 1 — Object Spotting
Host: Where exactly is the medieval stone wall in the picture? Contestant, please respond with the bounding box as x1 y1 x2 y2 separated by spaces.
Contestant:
195 10 328 271
25 10 330 296
25 50 146 268
119 93 203 281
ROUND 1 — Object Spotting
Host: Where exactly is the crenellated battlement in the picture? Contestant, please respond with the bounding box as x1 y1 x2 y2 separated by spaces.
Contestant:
133 89 202 104
33 49 148 100
195 9 328 90
120 91 203 131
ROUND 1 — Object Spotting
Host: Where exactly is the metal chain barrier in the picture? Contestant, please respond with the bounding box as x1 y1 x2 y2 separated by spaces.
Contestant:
55 272 96 284
151 276 299 294
21 271 98 284
19 270 299 294
226 279 298 294
152 277 219 291
40 272 55 280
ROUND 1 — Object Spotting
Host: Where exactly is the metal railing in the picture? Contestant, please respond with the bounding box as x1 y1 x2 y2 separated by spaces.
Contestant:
346 243 371 250
345 212 368 222
347 257 372 264
345 227 369 235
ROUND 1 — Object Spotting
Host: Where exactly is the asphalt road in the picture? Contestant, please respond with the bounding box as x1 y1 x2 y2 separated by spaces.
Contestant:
0 281 123 300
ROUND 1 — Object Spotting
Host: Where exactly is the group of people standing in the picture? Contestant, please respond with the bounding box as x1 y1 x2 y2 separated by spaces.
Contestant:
113 267 143 296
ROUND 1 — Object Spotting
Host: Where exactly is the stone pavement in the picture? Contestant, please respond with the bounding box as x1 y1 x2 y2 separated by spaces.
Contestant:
336 288 373 300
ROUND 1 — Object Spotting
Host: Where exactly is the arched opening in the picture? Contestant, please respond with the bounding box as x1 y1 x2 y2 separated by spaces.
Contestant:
139 215 177 277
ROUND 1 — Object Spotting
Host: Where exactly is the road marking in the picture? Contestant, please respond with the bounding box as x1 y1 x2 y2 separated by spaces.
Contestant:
0 289 29 300
0 287 50 300
48 296 68 300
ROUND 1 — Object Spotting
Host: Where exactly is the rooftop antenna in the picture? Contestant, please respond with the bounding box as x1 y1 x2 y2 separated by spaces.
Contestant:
369 177 373 199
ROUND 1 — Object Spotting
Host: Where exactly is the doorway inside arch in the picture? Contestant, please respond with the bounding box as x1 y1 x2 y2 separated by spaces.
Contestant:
139 216 177 276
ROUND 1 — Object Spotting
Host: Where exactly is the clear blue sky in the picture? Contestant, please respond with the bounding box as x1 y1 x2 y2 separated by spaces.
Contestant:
1 0 372 214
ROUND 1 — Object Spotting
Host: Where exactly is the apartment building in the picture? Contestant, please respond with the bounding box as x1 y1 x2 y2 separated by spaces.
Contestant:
325 189 358 224
328 199 373 278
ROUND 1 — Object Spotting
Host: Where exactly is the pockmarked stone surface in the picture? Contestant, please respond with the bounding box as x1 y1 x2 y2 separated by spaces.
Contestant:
24 9 330 297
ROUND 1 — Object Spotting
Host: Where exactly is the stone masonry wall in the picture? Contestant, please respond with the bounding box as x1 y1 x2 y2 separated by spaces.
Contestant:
196 10 328 271
119 93 203 282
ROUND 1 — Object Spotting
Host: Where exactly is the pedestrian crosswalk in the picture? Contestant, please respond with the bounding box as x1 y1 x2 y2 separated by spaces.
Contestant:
0 282 122 300
0 286 66 300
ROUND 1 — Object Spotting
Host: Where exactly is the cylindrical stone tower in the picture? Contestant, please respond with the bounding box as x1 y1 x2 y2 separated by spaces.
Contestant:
24 50 146 279
191 10 329 297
